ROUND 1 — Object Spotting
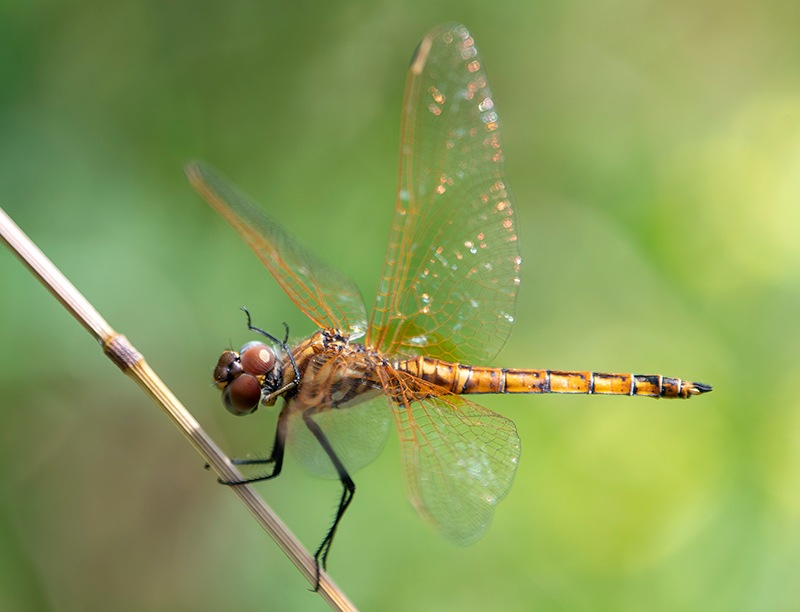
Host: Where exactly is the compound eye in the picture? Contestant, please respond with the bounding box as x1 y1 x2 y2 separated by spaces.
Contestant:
239 342 276 376
213 350 243 388
222 374 261 416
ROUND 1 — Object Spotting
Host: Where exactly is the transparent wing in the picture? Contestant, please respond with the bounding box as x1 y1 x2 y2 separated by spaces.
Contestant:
187 161 368 336
379 367 521 544
368 23 521 363
285 394 391 479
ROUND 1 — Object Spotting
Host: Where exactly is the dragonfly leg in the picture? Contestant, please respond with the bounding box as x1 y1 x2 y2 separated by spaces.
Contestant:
240 306 285 345
302 407 355 591
241 307 302 390
220 404 289 485
261 380 299 405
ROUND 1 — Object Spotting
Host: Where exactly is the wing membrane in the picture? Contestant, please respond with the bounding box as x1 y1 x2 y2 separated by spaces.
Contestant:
187 161 368 335
285 394 391 479
380 367 521 544
368 24 521 363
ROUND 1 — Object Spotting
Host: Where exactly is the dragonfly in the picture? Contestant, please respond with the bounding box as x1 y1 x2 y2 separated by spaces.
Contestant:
187 23 711 586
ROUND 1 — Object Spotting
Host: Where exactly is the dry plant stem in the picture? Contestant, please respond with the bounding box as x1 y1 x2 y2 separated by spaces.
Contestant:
0 207 356 612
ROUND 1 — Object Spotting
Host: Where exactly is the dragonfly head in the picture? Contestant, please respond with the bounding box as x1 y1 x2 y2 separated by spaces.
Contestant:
213 341 279 416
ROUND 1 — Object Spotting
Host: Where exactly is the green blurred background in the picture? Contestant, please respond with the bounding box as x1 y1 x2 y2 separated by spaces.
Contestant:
1 1 798 610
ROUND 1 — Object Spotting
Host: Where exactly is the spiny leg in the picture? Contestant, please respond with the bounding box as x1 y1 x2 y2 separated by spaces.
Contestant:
240 306 287 345
220 404 290 485
302 407 355 591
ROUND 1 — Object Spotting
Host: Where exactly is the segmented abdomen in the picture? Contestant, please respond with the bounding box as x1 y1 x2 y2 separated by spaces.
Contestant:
396 356 711 399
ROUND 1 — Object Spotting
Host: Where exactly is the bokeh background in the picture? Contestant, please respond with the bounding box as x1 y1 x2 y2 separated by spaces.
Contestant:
1 1 799 610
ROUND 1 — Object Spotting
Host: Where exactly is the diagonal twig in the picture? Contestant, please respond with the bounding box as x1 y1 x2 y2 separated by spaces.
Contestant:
0 206 356 612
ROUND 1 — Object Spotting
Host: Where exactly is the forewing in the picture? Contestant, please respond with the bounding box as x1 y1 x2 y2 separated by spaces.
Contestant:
368 24 521 363
187 161 369 336
379 368 521 544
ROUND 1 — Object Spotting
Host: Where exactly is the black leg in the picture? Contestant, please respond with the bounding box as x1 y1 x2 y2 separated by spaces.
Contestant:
220 404 289 485
302 407 355 591
241 307 301 388
240 306 285 345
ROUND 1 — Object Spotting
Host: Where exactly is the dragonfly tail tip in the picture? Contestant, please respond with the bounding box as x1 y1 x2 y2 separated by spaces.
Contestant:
690 381 713 395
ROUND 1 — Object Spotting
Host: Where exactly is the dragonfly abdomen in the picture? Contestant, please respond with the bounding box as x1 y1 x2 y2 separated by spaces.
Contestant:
397 357 711 399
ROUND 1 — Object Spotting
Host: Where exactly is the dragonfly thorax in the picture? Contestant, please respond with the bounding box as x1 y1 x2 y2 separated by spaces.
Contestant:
288 329 385 410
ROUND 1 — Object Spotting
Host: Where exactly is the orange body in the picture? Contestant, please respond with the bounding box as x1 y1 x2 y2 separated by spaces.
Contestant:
273 330 709 413
396 356 710 399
